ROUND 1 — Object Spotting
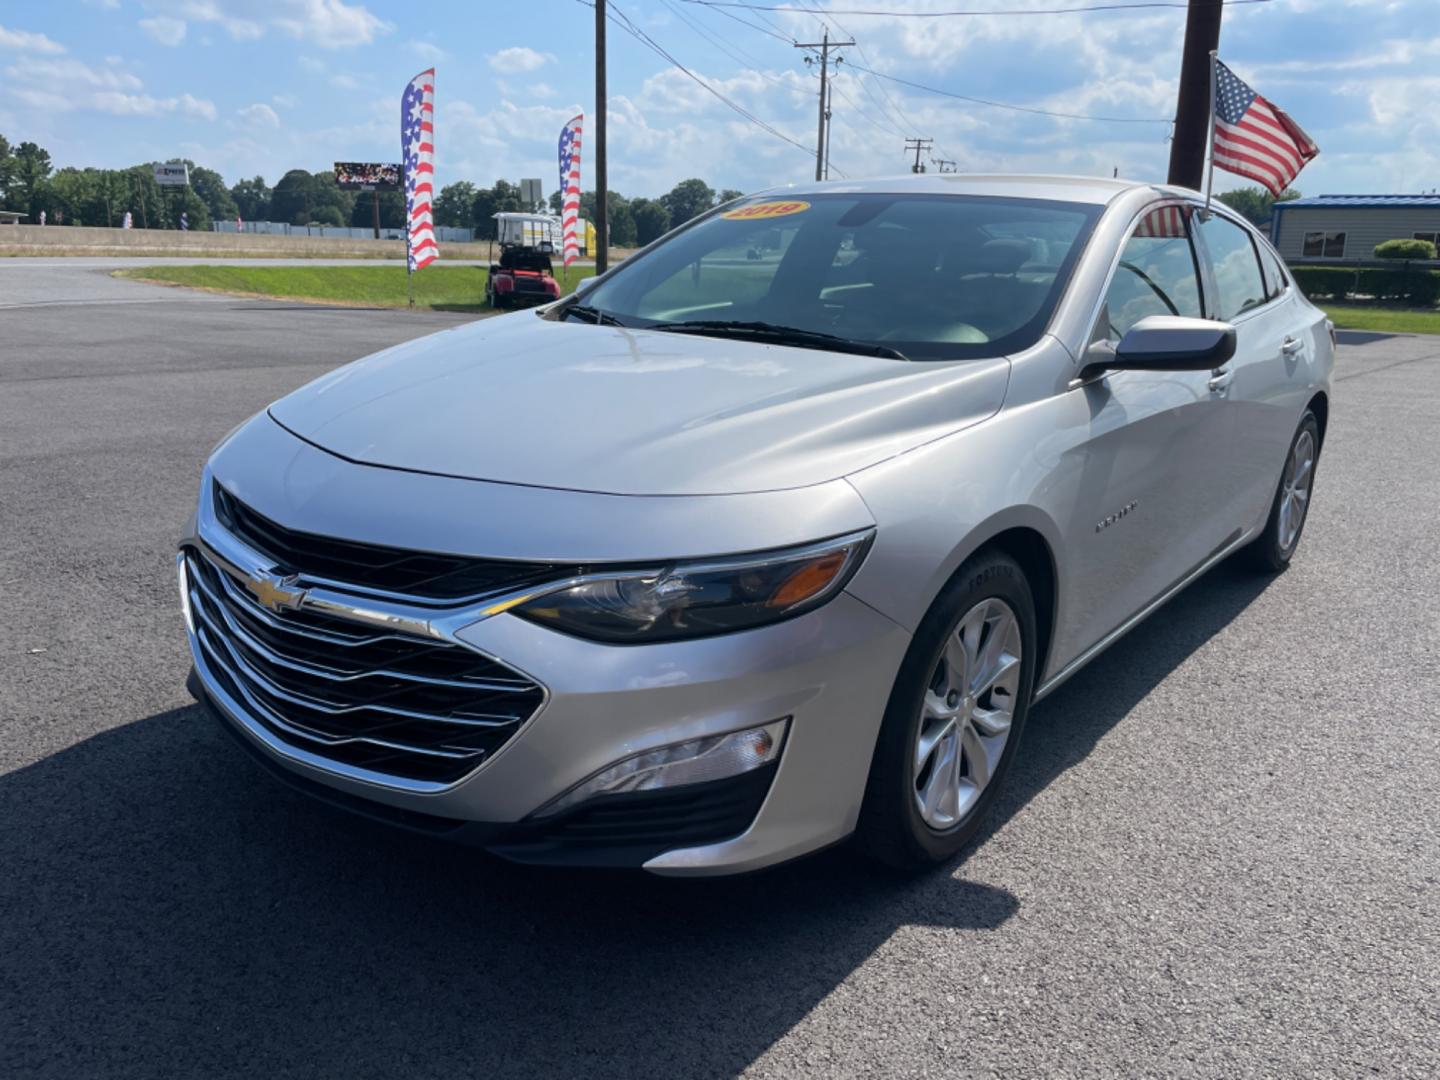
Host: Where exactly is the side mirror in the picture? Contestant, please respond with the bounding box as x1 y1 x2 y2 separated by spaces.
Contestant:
573 275 599 297
1085 315 1236 376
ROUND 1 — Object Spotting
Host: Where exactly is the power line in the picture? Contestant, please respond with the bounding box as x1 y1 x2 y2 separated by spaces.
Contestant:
680 0 1270 16
846 61 1172 123
694 0 795 42
659 0 796 86
585 0 835 172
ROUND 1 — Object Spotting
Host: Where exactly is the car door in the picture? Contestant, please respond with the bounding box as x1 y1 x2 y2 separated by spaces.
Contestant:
1193 211 1314 530
1054 202 1241 660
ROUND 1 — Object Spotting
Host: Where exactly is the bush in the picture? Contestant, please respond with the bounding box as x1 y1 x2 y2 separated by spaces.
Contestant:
1374 237 1437 260
1290 264 1440 306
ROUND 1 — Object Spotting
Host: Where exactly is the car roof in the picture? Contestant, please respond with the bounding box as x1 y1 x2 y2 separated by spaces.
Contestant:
753 173 1200 207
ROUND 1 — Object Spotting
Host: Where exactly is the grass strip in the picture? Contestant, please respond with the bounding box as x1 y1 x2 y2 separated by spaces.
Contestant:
115 264 596 312
1320 304 1440 335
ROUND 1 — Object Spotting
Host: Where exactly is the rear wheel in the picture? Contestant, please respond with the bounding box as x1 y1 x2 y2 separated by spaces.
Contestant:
856 550 1037 869
1242 411 1320 572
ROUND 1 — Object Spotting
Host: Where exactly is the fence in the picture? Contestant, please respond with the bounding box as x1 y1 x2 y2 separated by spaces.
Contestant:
211 221 477 243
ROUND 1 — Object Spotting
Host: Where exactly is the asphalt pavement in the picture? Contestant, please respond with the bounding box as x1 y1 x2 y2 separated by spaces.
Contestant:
2 264 1437 1078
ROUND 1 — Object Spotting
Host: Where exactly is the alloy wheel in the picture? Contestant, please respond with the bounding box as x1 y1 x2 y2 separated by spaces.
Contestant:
1278 429 1316 553
913 597 1022 830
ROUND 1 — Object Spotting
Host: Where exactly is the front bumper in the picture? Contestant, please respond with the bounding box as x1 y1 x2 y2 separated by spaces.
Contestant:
183 416 911 874
187 587 909 874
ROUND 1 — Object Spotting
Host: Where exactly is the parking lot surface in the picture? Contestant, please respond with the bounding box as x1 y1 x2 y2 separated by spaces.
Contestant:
3 266 1437 1078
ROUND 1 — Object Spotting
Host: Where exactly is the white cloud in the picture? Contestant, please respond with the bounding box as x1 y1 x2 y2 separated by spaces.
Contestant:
408 40 446 63
139 0 389 48
139 16 187 46
487 46 553 74
4 56 216 122
238 102 281 128
526 82 558 101
328 73 360 90
272 93 299 108
0 24 67 54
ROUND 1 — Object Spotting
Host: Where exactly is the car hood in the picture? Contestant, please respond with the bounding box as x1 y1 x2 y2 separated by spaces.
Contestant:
268 314 1011 496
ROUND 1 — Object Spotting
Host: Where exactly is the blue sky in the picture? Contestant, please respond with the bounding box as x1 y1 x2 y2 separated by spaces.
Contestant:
1 0 1436 200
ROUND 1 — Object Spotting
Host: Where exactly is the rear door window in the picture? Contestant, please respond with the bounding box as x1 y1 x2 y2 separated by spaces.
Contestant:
1198 214 1269 319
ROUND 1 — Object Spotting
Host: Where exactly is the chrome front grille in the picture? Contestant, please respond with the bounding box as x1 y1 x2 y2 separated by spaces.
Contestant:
184 547 545 786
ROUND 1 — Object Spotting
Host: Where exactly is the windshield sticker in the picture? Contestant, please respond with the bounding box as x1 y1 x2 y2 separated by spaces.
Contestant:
722 200 811 221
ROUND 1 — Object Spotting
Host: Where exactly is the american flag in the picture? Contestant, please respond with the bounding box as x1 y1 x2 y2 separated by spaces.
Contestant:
558 113 583 267
1212 59 1318 198
402 67 438 271
1134 204 1188 239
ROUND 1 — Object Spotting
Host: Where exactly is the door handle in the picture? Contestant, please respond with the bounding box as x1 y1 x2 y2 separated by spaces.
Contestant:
1281 335 1304 356
1208 368 1233 393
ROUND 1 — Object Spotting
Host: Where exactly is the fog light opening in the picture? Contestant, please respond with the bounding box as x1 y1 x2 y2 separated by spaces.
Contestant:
177 553 195 633
535 718 789 819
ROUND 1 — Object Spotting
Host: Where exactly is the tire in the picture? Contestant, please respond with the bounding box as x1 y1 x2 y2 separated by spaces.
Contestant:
1241 410 1321 573
856 549 1038 870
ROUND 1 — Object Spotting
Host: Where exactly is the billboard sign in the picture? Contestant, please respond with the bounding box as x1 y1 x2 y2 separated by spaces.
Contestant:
334 162 402 191
153 163 190 187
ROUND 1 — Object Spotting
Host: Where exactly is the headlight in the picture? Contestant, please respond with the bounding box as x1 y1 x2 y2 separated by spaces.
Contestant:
509 530 873 644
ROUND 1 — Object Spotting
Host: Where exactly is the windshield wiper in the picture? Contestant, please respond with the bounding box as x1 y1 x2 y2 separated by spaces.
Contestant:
564 303 628 327
657 320 908 361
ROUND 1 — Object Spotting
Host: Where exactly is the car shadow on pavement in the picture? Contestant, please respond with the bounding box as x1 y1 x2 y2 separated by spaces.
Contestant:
1 561 1272 1080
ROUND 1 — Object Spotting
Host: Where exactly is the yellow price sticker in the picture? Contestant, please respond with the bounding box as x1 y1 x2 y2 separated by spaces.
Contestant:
721 200 811 221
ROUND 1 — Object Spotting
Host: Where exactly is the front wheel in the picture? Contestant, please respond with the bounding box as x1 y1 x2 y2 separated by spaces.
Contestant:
1242 410 1321 573
856 550 1037 870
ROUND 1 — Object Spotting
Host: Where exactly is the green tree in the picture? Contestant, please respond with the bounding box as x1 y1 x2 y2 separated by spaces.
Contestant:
470 179 525 239
1216 186 1299 227
661 178 715 226
230 175 271 221
717 188 744 205
433 181 477 227
270 168 313 224
12 141 52 215
186 164 238 223
579 190 636 247
631 197 671 246
0 134 16 208
548 189 563 214
348 190 405 230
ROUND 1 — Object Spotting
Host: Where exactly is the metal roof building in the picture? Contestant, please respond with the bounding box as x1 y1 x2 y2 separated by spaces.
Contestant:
1271 194 1440 263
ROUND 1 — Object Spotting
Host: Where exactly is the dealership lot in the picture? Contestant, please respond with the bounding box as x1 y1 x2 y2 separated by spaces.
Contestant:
2 266 1437 1077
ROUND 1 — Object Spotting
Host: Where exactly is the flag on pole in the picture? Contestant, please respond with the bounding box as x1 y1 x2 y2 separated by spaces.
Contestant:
402 67 438 271
1211 59 1318 197
558 113 583 267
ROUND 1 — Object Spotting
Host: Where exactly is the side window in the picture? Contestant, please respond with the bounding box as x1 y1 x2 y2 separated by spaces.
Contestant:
1260 243 1288 299
1098 205 1203 341
1198 214 1268 319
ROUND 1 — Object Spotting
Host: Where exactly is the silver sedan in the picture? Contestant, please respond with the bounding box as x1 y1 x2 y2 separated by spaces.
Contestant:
179 175 1332 875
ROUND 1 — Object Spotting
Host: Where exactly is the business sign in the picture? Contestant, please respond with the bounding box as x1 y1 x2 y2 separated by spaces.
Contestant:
520 177 543 206
334 162 401 191
153 163 190 187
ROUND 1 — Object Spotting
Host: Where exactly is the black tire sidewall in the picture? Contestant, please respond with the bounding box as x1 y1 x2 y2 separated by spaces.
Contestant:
1259 411 1321 568
860 551 1038 867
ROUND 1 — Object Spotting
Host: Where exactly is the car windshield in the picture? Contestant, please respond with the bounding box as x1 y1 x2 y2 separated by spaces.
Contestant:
574 193 1102 360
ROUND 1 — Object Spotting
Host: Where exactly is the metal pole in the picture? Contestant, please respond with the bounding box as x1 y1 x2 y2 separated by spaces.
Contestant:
595 0 609 274
796 30 852 183
1203 49 1218 215
372 190 381 240
1167 0 1223 189
815 28 828 182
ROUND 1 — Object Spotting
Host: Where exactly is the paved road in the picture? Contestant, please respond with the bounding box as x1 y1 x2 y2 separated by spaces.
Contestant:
2 268 1437 1078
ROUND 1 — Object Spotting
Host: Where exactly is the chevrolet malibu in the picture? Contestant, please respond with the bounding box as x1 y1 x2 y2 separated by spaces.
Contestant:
180 175 1332 875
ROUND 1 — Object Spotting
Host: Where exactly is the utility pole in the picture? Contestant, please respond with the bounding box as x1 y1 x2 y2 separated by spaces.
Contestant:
594 0 609 273
905 138 933 173
934 159 956 173
796 28 852 183
1168 0 1223 190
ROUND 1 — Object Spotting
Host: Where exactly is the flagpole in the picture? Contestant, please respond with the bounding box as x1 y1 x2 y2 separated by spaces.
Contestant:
1203 49 1218 217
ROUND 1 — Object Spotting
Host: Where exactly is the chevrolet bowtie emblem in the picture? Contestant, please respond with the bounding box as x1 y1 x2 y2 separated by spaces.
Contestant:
244 569 307 614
